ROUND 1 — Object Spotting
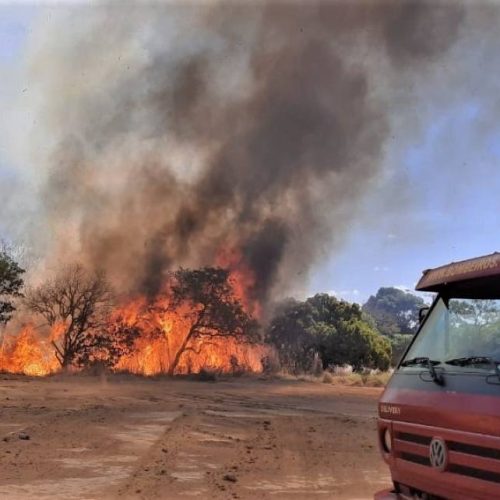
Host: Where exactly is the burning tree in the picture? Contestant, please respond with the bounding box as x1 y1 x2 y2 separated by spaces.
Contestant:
3 263 263 376
159 267 260 376
24 265 130 369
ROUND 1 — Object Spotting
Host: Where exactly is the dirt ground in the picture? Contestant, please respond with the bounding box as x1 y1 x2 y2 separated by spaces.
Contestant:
0 374 391 499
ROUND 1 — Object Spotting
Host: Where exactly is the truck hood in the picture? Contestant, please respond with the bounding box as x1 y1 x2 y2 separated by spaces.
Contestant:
380 370 500 436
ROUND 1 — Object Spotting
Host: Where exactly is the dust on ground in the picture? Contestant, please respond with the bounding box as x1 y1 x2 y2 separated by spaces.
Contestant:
0 374 391 499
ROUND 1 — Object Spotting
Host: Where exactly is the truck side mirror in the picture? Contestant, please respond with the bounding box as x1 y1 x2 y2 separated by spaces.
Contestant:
418 306 430 324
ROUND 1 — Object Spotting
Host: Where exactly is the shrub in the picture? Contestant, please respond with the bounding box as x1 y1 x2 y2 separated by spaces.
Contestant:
196 368 218 382
267 294 392 373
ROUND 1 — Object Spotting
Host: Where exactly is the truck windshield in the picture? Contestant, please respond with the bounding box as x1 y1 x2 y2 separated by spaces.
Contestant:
401 297 500 371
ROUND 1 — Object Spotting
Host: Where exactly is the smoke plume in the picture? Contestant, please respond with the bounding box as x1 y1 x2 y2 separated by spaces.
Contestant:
10 2 465 309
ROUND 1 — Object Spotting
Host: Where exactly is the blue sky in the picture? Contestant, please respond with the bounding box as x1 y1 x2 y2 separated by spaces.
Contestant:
311 98 500 302
2 5 500 305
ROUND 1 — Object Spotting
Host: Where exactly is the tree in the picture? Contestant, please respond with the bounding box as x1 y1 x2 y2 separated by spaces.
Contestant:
317 320 391 371
363 287 425 336
0 251 25 325
25 265 120 368
265 298 317 372
267 293 391 372
447 299 500 359
388 333 412 366
76 317 141 369
158 267 260 376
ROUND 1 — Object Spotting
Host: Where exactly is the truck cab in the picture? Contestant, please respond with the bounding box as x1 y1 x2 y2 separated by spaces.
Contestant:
376 252 500 499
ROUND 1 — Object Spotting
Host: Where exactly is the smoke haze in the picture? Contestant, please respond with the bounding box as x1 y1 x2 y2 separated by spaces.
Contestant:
1 1 468 309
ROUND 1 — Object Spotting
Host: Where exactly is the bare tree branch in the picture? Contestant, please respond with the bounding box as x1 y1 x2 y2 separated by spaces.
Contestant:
25 264 115 369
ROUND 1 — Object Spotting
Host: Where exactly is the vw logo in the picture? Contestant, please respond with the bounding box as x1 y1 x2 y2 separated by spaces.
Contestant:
429 437 448 471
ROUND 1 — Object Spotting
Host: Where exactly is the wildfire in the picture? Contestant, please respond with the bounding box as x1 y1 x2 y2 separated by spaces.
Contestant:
215 247 262 319
115 279 265 376
0 252 268 377
0 325 59 376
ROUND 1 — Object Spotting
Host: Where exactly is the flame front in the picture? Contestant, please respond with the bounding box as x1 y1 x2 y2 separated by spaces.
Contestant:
0 325 59 376
215 247 262 320
0 252 268 377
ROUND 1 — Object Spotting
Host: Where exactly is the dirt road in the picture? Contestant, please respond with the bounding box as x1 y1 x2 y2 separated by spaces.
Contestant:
0 374 391 499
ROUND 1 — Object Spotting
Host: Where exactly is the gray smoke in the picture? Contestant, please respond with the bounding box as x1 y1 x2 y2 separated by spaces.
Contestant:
13 1 466 309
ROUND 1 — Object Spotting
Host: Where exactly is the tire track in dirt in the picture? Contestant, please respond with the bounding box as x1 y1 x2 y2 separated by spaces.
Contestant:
0 376 391 499
114 403 390 499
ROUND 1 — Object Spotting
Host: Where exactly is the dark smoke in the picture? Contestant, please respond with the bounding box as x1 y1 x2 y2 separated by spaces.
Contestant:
28 2 464 307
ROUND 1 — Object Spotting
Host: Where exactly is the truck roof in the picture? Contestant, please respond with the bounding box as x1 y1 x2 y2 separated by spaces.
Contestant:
415 252 500 298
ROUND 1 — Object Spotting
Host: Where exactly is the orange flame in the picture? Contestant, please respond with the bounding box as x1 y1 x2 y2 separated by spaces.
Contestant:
0 249 269 376
216 247 262 319
0 325 59 376
115 295 266 376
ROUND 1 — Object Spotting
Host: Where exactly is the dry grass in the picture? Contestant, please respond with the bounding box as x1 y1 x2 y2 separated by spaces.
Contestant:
276 370 392 387
326 371 391 387
1 367 392 387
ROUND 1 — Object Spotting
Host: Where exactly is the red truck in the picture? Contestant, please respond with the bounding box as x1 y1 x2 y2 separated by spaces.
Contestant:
376 252 500 499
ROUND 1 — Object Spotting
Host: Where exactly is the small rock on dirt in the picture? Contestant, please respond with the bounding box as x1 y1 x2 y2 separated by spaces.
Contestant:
18 433 30 440
223 474 238 483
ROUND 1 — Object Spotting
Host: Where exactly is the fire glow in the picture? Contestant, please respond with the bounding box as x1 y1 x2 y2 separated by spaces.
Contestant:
0 253 267 377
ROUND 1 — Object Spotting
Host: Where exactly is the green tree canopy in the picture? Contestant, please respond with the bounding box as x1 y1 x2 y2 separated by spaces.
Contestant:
0 251 25 324
267 293 391 372
362 287 425 336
